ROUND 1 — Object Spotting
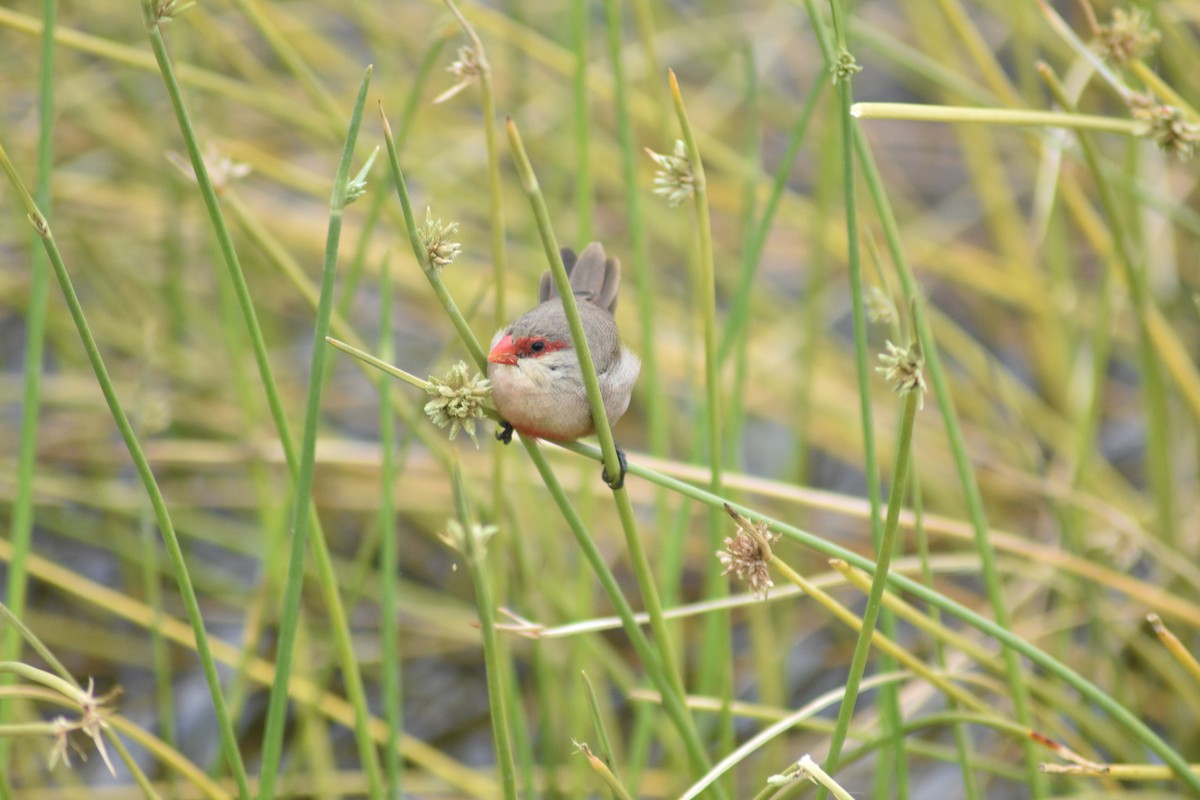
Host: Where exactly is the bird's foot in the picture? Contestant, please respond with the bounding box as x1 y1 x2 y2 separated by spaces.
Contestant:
495 422 515 445
601 446 628 491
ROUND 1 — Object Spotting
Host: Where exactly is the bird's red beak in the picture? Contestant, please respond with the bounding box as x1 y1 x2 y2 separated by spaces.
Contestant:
488 333 519 366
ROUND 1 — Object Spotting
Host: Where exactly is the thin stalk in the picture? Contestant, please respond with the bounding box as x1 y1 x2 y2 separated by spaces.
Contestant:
505 122 717 798
668 69 722 497
827 0 1046 773
378 254 402 797
504 117 624 491
717 72 826 365
822 387 920 777
1039 63 1175 547
852 124 1045 794
443 0 506 325
581 671 622 788
850 102 1143 133
667 67 733 768
912 468 981 800
519 441 716 785
257 67 380 800
571 0 592 242
0 0 55 785
451 466 519 800
140 1 300 475
0 130 251 799
602 0 667 460
138 507 178 795
380 107 488 370
811 1 890 789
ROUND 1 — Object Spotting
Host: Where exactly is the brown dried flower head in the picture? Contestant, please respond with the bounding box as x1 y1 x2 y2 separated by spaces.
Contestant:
717 504 780 600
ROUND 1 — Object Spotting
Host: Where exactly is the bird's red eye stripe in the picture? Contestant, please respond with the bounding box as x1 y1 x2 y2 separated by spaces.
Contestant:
513 337 568 357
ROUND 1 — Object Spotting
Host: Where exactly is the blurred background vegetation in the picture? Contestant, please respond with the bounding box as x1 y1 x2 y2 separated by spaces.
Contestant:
2 0 1200 797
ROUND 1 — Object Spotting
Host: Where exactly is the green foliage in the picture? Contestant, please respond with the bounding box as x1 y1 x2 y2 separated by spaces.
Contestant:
1 0 1199 797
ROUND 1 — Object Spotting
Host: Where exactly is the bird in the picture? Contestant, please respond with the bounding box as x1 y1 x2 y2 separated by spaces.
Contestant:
487 242 641 488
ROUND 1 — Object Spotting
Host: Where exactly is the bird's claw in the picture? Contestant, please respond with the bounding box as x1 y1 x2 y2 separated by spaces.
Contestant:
601 446 628 491
496 422 514 445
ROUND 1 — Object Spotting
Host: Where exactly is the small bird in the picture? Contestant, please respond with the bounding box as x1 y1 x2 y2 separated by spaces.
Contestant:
487 242 641 488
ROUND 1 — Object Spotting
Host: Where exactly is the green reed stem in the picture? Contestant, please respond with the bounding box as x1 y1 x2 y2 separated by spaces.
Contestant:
805 0 1042 788
911 468 981 800
141 2 300 471
505 114 698 708
508 116 727 795
378 253 403 798
602 0 667 460
581 671 622 787
451 465 519 800
0 125 252 799
717 75 824 365
0 0 55 787
1038 63 1175 547
667 70 722 496
505 118 625 487
443 0 507 324
823 381 920 779
667 67 733 769
850 102 1143 132
852 125 1045 796
381 108 488 370
571 0 592 242
805 2 891 787
258 67 380 800
519 442 715 784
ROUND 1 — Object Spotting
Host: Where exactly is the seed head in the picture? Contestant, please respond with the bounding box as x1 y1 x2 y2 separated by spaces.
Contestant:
1132 100 1200 161
832 49 863 84
424 361 490 446
152 0 195 23
440 518 499 560
434 45 483 104
876 340 927 409
646 140 695 207
418 207 462 271
1094 7 1160 65
717 504 780 600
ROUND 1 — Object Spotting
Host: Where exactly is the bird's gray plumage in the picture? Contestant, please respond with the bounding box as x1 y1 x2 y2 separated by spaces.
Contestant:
488 242 640 441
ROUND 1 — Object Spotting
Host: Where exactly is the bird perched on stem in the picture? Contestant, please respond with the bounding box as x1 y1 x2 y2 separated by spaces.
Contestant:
487 242 640 488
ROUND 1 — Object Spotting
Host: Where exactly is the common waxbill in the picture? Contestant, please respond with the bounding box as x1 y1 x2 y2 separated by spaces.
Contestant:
487 242 641 487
